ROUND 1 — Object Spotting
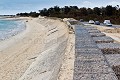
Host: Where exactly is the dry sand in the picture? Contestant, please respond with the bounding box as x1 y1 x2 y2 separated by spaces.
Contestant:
0 18 46 80
18 18 71 80
103 33 120 43
0 17 74 80
57 33 75 80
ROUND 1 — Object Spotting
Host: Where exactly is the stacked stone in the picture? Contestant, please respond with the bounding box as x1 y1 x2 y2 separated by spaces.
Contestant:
97 43 120 54
85 27 97 30
112 65 120 80
93 36 114 43
86 26 114 43
88 29 101 33
85 26 120 55
85 26 106 37
90 33 106 37
74 25 118 80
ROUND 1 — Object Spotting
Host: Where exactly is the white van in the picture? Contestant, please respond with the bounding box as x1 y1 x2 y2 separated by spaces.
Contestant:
103 20 112 26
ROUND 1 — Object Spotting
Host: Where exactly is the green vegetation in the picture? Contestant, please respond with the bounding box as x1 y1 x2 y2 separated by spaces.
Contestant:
16 5 120 24
16 12 39 17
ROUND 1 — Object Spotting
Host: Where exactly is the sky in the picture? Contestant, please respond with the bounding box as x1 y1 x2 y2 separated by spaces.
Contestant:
0 0 120 15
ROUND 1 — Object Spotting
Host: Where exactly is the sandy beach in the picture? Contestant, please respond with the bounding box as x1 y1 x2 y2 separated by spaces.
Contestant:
0 17 120 80
0 17 72 80
0 18 48 80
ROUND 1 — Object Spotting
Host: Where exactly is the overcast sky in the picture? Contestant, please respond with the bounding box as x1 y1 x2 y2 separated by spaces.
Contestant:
0 0 120 15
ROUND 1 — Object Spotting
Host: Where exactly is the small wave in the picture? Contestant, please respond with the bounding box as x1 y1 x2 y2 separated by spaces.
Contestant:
0 20 26 41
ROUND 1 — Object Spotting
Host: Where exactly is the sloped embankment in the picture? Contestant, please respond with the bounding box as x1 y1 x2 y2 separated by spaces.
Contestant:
19 18 69 80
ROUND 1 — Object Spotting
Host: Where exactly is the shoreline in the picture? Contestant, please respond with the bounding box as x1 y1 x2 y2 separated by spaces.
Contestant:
0 18 27 41
0 18 28 51
0 17 70 80
0 18 46 80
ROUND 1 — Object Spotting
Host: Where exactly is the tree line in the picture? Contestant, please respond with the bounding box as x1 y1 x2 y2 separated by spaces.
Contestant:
16 5 120 24
16 12 39 17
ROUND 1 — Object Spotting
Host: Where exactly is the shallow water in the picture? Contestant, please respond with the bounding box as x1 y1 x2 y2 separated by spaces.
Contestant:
0 19 25 40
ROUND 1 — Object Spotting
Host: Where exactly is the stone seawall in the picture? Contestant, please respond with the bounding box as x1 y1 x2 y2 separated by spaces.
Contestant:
19 18 69 80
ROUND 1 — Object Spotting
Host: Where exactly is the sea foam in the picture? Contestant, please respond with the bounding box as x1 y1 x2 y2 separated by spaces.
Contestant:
0 20 25 40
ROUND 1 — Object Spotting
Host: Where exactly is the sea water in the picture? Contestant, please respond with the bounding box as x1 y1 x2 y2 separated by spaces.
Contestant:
0 19 25 40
